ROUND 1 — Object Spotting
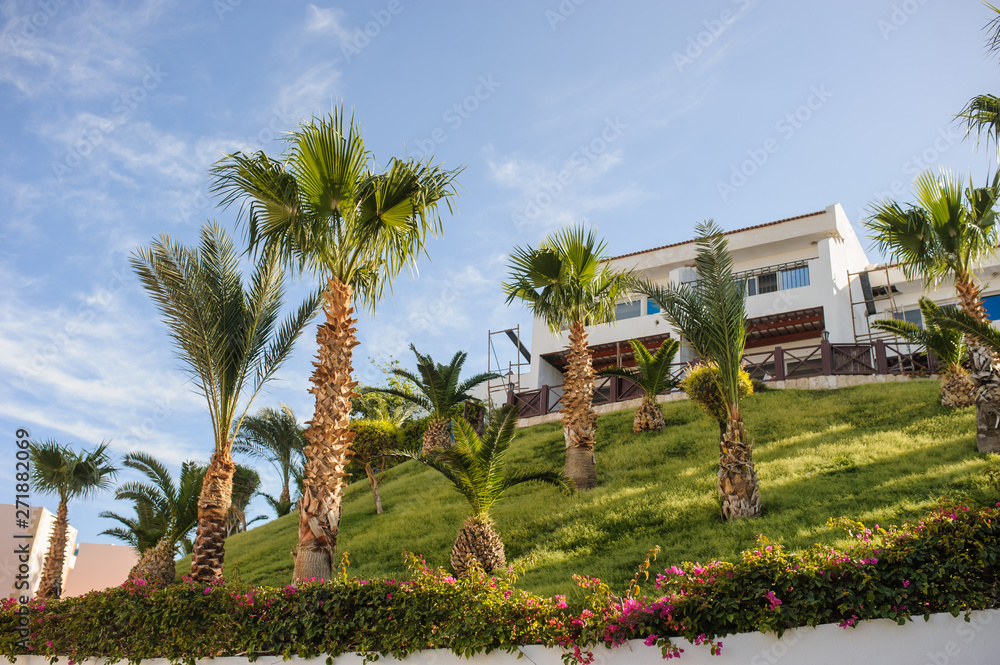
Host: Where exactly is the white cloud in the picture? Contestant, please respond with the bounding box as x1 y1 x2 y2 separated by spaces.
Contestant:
304 5 351 43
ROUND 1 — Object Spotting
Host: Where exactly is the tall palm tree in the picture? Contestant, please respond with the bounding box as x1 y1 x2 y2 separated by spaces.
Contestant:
502 225 634 490
210 109 461 581
100 454 205 588
957 4 1000 161
390 405 573 577
596 338 681 432
641 220 761 520
29 440 117 599
131 221 320 582
872 298 972 408
866 169 1000 452
234 404 307 507
361 344 498 454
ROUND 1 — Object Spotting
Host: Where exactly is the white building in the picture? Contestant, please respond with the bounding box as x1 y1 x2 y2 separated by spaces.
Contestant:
499 204 1000 411
1 504 77 599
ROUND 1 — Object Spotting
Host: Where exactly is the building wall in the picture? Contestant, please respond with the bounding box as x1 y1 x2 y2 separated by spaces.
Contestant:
1 505 78 599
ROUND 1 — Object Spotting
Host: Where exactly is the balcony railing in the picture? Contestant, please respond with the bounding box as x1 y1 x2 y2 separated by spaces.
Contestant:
508 339 940 418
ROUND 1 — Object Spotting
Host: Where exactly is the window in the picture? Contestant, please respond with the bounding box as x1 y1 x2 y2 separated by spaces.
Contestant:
892 308 923 328
780 265 810 289
615 300 641 320
757 272 778 294
646 300 661 316
738 261 810 297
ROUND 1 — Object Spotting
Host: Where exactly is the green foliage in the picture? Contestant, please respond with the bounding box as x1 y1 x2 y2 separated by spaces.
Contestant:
29 440 117 504
872 297 966 370
502 225 636 332
350 419 401 474
4 501 999 664
597 338 681 402
681 363 753 423
353 355 418 420
233 404 307 503
227 465 265 536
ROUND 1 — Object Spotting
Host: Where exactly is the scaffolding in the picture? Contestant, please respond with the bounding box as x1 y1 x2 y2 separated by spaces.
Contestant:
847 265 901 343
486 326 530 408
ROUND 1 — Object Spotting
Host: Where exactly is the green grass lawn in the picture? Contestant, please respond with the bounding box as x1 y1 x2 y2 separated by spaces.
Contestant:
178 380 999 597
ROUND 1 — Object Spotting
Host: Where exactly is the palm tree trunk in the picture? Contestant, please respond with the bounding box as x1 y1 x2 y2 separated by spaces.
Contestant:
956 273 1000 452
365 463 383 515
633 397 665 432
422 417 452 454
189 451 235 581
279 482 290 506
450 514 506 578
561 320 598 489
36 499 69 599
718 408 761 520
294 277 357 581
940 366 975 409
129 538 176 589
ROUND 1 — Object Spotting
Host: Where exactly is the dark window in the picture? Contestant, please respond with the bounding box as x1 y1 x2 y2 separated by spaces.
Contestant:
893 308 923 328
758 272 778 294
615 300 641 320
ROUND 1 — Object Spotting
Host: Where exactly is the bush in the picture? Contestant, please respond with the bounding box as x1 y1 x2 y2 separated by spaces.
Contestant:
3 501 998 664
681 363 753 422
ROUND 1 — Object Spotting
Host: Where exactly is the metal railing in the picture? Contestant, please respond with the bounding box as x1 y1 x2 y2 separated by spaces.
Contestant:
509 339 939 418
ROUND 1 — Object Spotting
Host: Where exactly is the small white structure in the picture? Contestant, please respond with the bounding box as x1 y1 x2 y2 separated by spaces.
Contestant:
0 504 78 599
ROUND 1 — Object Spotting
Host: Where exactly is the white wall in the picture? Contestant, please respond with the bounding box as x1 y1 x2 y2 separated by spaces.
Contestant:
16 608 998 665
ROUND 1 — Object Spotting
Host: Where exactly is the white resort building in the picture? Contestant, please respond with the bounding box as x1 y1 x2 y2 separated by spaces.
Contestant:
487 204 1000 417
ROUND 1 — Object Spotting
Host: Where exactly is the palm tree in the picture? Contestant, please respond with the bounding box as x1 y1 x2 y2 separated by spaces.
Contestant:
226 465 266 536
100 454 205 588
131 221 320 582
872 298 972 408
29 440 117 599
641 220 761 520
866 169 1000 452
210 109 461 581
596 338 681 432
234 404 307 507
502 225 634 490
361 344 498 454
957 4 1000 161
390 405 573 577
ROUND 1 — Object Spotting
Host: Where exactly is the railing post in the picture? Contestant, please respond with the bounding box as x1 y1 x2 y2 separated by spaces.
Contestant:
774 346 786 381
506 389 514 406
875 340 888 374
541 384 551 415
821 339 833 375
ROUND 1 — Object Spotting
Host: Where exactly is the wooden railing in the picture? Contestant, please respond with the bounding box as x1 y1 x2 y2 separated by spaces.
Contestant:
509 339 939 417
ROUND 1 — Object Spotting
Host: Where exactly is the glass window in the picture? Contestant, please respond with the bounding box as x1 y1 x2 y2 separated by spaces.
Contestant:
893 308 923 328
780 265 810 290
747 278 757 296
615 300 641 320
758 272 778 294
646 299 661 316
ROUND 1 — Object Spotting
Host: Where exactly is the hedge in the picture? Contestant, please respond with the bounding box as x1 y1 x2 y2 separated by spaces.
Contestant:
2 499 998 664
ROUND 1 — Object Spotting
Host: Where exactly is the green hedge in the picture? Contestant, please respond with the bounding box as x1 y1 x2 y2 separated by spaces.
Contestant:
3 500 998 664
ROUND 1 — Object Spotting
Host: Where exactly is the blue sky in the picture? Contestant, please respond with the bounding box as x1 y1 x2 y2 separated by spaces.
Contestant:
1 0 997 548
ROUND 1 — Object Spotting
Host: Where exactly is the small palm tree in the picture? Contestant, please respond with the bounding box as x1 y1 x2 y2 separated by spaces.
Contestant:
100 454 204 588
872 298 972 408
234 404 307 507
390 405 573 577
502 225 634 490
131 221 321 581
866 168 1000 451
641 220 761 520
211 109 461 581
362 344 498 454
29 440 117 599
596 338 680 432
226 465 266 536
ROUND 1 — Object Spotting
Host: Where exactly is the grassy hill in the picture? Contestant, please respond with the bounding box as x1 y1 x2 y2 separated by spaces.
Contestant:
179 380 999 597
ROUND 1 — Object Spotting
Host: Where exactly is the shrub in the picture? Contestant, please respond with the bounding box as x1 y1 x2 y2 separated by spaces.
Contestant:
681 363 753 423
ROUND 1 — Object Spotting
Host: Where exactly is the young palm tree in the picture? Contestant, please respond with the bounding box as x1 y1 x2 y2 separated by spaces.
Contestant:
872 298 972 408
596 338 681 432
361 344 498 454
390 405 573 577
867 169 1000 451
100 454 205 588
502 225 634 490
641 220 761 520
211 109 461 582
131 221 320 582
226 465 265 536
29 440 117 599
234 404 307 507
957 4 1000 160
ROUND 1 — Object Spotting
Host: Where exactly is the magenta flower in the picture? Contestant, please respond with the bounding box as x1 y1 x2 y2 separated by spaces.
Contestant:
644 634 658 647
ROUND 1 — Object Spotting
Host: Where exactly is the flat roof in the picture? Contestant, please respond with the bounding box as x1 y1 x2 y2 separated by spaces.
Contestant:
609 210 826 261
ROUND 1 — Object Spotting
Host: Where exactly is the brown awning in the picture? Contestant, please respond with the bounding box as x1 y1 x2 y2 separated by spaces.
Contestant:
540 332 672 373
745 306 825 348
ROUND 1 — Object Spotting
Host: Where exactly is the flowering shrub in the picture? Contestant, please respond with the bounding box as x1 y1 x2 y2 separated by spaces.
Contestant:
1 501 997 664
